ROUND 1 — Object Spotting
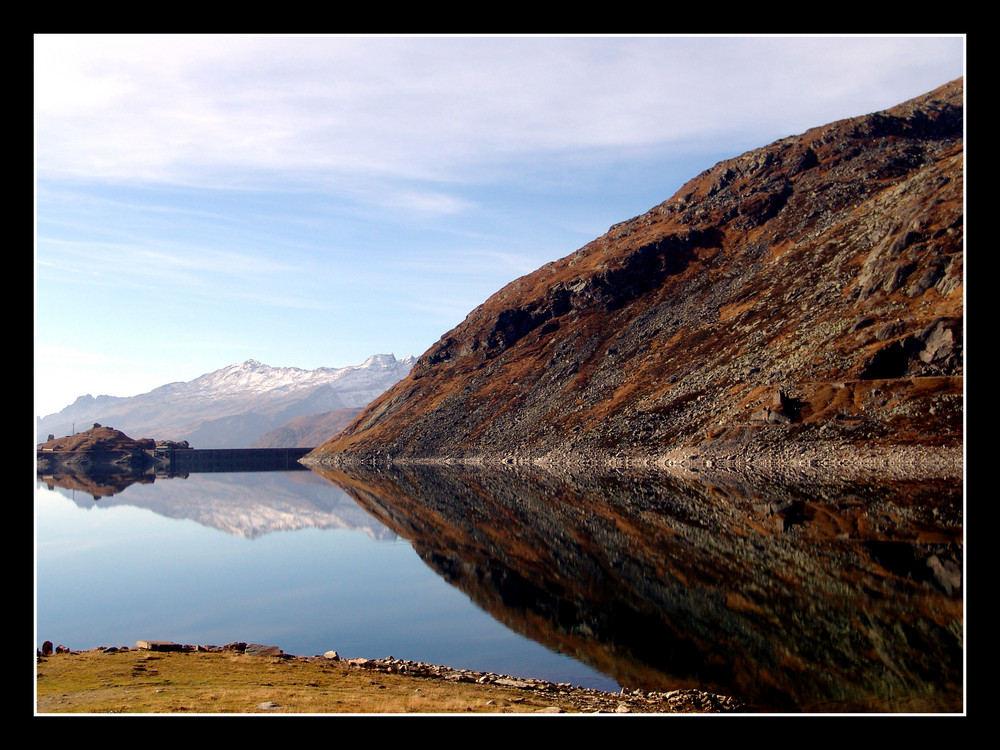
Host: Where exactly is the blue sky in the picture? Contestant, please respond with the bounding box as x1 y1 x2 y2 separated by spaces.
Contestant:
34 34 965 418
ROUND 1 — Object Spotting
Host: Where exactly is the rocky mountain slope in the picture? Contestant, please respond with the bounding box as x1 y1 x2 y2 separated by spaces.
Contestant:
307 79 963 472
38 354 414 449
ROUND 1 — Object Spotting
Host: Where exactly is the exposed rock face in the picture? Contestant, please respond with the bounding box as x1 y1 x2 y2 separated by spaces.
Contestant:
308 80 963 470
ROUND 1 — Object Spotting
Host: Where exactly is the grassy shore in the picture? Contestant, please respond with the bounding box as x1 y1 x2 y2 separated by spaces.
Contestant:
35 647 745 714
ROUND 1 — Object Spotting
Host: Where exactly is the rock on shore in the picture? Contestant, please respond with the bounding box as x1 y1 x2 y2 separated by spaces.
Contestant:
37 640 746 713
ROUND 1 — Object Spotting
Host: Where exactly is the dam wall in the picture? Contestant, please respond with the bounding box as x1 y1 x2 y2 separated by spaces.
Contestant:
158 448 314 473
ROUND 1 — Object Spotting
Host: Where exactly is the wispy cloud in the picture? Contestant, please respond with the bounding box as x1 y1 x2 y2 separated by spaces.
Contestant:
36 236 299 288
36 35 964 192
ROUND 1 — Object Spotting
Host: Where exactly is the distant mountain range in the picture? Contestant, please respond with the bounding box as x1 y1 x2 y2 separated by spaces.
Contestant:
36 354 414 448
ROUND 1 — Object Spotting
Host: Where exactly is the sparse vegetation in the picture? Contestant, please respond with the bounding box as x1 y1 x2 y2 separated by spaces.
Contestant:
36 650 576 714
36 648 742 714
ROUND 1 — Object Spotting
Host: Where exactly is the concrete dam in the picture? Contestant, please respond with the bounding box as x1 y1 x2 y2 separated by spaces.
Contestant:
155 447 314 474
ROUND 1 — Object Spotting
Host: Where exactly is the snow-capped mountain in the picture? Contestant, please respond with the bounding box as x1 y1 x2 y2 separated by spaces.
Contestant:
186 354 406 399
36 354 415 448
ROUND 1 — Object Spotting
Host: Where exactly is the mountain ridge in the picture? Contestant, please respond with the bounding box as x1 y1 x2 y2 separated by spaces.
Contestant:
306 79 964 475
37 354 415 448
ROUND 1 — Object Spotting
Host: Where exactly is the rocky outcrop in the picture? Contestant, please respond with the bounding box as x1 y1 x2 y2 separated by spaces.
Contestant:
38 424 156 453
35 425 196 486
36 425 161 474
306 79 963 472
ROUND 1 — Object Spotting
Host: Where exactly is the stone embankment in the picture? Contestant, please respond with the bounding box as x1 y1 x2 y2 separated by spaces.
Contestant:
330 654 744 713
37 640 746 714
304 440 963 483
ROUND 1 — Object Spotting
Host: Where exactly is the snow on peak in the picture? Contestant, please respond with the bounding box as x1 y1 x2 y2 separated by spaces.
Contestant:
37 353 416 446
360 353 401 368
189 354 413 399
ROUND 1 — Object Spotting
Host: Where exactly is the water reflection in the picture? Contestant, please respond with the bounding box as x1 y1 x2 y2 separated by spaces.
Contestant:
311 463 963 713
36 459 963 711
35 466 616 689
37 466 392 540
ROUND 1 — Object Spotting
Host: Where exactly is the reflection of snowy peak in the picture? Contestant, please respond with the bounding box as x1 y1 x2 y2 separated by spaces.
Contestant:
47 471 399 541
37 355 415 448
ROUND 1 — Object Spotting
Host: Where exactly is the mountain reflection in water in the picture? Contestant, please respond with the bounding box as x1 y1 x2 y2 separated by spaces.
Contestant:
36 460 962 712
37 466 394 540
312 463 963 713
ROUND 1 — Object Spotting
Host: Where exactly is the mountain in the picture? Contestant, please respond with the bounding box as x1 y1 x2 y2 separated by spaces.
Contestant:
37 354 415 448
251 407 365 449
307 79 963 475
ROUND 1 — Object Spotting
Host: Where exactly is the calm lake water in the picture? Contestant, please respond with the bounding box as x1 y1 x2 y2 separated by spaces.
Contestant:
35 462 964 712
34 468 616 691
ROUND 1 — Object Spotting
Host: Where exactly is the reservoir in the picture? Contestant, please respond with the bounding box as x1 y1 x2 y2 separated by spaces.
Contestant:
35 466 616 692
35 461 963 711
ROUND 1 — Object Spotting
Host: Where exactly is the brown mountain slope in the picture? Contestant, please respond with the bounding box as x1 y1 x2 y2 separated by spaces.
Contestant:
251 407 364 448
307 79 963 472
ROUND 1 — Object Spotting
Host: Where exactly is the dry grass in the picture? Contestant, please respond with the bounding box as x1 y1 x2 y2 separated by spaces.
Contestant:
35 649 585 715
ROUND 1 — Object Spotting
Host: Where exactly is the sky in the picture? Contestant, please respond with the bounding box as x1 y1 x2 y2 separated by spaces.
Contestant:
33 34 965 418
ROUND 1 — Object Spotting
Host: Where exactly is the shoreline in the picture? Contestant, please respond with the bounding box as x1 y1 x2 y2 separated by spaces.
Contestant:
36 640 749 714
301 441 964 483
